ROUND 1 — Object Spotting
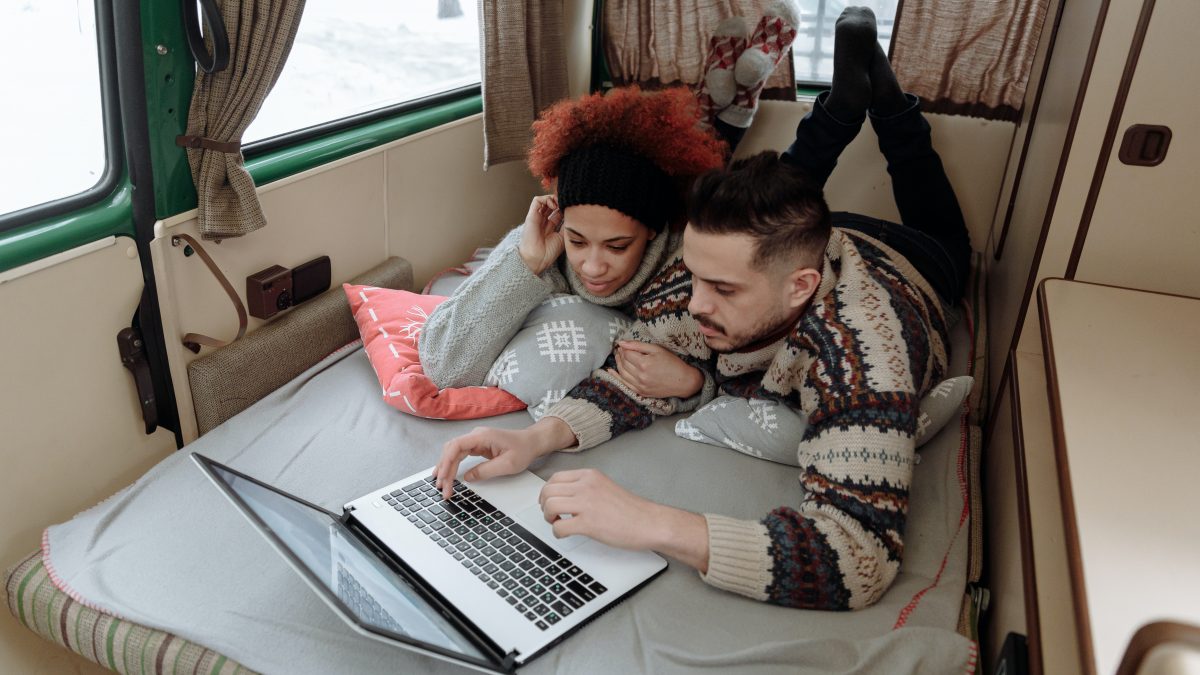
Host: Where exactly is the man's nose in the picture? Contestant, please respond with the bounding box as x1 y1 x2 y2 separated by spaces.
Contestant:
688 284 712 317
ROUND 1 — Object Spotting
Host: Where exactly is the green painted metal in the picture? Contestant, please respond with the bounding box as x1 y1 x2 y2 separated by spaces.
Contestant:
0 181 134 274
141 0 198 220
245 95 483 186
797 85 826 98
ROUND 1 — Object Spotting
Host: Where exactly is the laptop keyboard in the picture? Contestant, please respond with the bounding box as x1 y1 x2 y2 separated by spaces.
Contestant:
383 476 608 632
336 563 405 635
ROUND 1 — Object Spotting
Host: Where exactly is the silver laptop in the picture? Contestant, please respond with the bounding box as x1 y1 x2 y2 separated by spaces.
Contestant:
192 453 667 673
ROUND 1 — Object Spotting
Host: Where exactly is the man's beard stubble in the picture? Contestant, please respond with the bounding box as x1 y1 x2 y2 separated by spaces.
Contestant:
695 304 797 353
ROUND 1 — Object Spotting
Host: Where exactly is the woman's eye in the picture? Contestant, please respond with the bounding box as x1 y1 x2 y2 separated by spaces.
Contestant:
607 245 629 252
568 240 586 248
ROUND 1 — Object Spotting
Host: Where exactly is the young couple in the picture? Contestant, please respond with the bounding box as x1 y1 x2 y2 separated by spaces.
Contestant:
419 6 971 611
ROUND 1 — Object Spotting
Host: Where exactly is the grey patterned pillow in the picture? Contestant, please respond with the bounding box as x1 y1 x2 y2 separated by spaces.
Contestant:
485 294 630 420
675 376 974 466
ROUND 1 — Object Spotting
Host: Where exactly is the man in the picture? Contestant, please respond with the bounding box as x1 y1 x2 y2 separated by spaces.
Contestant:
433 7 969 611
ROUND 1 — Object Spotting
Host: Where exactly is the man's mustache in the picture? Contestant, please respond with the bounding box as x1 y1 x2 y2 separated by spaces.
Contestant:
694 314 725 334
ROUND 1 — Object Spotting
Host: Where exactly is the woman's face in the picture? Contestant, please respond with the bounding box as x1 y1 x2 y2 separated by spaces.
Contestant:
560 204 656 297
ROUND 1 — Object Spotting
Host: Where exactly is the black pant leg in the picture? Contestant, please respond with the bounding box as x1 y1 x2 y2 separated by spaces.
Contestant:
781 92 863 188
869 95 972 300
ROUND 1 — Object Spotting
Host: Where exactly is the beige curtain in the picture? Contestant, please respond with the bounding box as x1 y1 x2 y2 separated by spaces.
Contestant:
480 0 570 168
602 0 796 101
890 0 1051 121
182 0 307 240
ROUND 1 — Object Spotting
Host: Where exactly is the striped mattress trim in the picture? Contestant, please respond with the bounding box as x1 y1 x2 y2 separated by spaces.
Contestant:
4 551 255 675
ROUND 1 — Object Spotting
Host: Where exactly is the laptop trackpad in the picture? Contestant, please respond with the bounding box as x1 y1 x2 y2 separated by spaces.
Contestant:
513 504 590 553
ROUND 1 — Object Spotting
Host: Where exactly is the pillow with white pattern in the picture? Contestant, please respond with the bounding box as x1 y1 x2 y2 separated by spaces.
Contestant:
485 294 631 420
675 376 974 466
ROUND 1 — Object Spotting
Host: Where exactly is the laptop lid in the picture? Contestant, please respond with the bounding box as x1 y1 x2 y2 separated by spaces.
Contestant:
192 453 516 673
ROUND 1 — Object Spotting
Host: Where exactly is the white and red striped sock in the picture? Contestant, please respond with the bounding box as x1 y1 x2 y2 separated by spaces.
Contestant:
717 0 799 128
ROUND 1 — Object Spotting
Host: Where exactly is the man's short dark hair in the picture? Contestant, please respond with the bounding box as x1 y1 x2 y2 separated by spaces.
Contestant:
687 151 831 270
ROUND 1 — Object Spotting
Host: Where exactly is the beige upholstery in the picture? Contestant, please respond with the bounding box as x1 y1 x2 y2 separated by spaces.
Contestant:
188 256 413 435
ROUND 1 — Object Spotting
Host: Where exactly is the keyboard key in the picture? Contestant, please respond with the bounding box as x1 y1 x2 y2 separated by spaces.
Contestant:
499 516 515 527
525 611 537 621
447 535 462 545
453 552 464 561
416 511 437 524
589 582 607 595
511 568 526 578
546 612 560 625
494 571 509 582
514 588 529 599
480 546 497 558
516 603 528 613
482 563 498 575
519 576 535 588
487 581 499 590
536 620 548 631
406 515 419 523
505 596 517 606
530 584 545 595
489 521 505 532
502 579 518 591
550 583 565 594
563 593 584 610
552 601 572 617
393 504 404 512
539 575 555 587
499 545 515 557
579 573 594 585
567 581 595 602
515 542 531 553
391 489 406 497
540 592 555 604
533 604 549 616
499 561 515 572
556 572 572 583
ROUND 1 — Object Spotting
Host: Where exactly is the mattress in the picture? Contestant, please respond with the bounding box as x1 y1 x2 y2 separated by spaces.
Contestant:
6 266 986 675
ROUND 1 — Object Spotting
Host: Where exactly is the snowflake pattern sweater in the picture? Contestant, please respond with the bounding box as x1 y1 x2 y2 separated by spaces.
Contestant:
545 228 950 610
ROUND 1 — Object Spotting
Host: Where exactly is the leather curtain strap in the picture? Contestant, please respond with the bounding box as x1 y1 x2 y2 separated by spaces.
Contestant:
175 134 242 154
174 233 248 353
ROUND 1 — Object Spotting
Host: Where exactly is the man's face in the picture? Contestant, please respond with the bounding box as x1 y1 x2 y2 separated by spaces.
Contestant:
682 227 808 353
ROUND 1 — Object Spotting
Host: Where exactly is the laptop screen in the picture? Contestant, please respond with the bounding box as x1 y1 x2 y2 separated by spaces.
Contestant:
201 458 491 664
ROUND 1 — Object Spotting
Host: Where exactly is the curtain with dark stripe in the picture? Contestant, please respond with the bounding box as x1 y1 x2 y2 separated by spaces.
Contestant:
183 0 307 240
890 0 1052 121
480 0 570 168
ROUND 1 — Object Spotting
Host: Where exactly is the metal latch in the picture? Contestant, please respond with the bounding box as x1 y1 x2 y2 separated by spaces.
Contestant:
117 327 159 434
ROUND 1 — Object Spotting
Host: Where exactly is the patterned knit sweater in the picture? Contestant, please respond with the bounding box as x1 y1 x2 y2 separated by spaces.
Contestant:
545 228 951 610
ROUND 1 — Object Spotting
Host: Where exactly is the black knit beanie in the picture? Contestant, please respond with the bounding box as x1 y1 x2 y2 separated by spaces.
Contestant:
556 144 674 232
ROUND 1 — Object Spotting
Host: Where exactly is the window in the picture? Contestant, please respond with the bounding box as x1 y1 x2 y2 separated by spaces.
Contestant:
0 2 107 218
792 0 898 86
245 0 482 145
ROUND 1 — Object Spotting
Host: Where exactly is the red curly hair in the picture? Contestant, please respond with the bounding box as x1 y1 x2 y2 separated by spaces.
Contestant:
527 86 727 190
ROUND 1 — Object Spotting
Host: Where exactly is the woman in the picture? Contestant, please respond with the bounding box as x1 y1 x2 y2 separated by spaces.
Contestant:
419 86 725 395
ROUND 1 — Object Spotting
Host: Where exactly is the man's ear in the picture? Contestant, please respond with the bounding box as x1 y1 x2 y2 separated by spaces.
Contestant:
785 266 822 309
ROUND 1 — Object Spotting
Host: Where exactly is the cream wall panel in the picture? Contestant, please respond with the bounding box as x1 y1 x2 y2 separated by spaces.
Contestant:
983 381 1025 673
985 0 1106 388
1015 0 1148 354
0 241 174 674
1074 0 1200 296
737 100 1013 254
155 153 387 442
387 118 541 286
565 0 595 98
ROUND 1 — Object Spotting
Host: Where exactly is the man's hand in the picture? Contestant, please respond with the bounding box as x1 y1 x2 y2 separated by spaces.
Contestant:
432 417 577 500
538 469 711 572
611 340 704 399
517 194 564 276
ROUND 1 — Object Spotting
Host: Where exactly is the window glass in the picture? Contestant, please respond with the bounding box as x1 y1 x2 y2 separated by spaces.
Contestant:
245 0 481 144
792 0 898 85
0 2 106 217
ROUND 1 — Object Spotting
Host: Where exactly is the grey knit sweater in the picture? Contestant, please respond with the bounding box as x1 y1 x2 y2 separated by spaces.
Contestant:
420 226 674 389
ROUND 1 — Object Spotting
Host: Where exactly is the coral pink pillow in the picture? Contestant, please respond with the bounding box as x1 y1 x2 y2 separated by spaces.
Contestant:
343 284 526 419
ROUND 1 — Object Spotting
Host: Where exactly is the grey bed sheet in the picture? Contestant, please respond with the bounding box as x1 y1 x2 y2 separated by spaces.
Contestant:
44 331 977 675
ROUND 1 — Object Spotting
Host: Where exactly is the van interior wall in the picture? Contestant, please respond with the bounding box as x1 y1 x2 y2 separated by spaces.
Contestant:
153 115 541 443
736 100 1014 256
0 239 177 674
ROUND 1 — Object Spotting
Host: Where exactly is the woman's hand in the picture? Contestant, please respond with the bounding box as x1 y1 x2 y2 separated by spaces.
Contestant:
610 340 705 399
517 194 564 275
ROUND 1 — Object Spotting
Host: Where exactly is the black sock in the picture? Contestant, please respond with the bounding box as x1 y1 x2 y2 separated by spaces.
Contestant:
823 7 876 123
869 42 908 116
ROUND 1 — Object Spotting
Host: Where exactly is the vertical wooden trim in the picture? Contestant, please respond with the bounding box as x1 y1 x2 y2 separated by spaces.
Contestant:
888 0 905 62
1038 279 1097 675
991 0 1114 430
1008 357 1044 675
994 0 1068 261
1065 0 1158 277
